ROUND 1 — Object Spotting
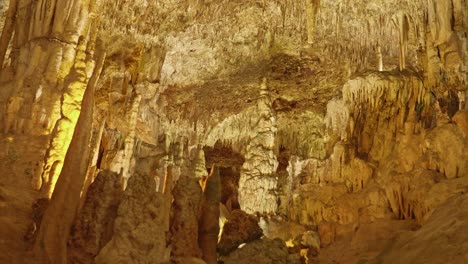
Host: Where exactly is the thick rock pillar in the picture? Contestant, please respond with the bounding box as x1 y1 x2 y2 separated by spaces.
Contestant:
238 78 279 214
199 166 221 264
0 0 99 198
32 38 99 263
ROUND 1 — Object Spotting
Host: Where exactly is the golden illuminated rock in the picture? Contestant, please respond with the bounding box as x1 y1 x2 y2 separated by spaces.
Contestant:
0 0 466 263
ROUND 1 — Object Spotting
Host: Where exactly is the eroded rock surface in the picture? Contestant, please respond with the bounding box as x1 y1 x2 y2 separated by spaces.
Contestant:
375 194 468 264
222 238 302 264
218 209 263 255
95 173 171 264
0 0 466 263
69 170 123 262
170 175 204 259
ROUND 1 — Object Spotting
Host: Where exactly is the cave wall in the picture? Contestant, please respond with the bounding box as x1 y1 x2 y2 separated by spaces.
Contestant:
0 0 466 263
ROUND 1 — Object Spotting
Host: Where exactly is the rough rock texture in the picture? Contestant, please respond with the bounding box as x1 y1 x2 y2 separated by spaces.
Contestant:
316 219 420 264
222 238 302 264
69 170 123 262
0 0 467 263
259 216 307 242
318 222 336 248
301 230 321 252
288 71 467 234
170 175 204 259
0 0 103 200
32 57 96 263
453 109 468 137
238 79 279 214
0 134 47 263
95 173 171 264
375 194 468 264
199 167 221 264
218 209 263 255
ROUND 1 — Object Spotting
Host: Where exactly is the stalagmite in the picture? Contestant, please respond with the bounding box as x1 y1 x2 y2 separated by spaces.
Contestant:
170 175 204 260
238 78 279 214
199 166 221 264
95 172 171 264
377 45 383 71
69 170 123 261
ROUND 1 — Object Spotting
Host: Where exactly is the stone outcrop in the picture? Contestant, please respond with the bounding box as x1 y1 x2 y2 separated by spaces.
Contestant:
221 238 302 264
218 209 263 255
286 71 467 248
0 0 103 200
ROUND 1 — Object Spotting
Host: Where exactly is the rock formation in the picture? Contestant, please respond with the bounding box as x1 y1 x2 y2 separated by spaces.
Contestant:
0 0 466 263
221 238 302 264
170 175 204 260
218 209 263 255
69 170 123 262
199 166 221 264
95 172 171 264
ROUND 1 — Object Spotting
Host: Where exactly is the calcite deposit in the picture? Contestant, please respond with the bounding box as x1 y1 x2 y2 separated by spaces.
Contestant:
0 0 466 263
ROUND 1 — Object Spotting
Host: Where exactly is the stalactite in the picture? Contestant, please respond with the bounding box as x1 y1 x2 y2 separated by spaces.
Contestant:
74 43 107 207
305 0 320 45
120 93 142 189
79 116 107 211
392 11 409 71
162 165 173 194
0 0 17 69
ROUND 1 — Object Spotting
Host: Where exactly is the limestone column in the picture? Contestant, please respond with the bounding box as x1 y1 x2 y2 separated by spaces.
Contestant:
199 166 221 264
0 0 100 198
170 175 204 260
238 78 279 214
33 40 101 263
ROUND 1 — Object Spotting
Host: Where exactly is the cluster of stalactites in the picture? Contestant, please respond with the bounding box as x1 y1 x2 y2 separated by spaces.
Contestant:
343 72 430 123
313 0 426 72
325 99 349 141
341 72 433 161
